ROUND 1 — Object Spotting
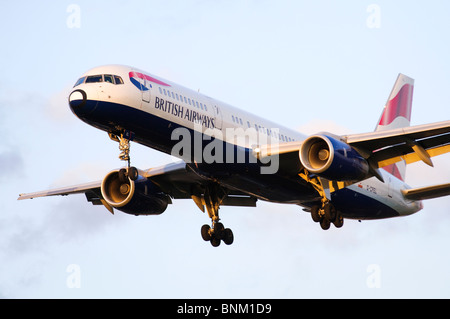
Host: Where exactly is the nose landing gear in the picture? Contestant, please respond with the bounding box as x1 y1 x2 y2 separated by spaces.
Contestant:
109 132 138 181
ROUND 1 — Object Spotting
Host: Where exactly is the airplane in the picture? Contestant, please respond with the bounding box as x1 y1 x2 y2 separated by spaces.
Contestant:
18 65 450 247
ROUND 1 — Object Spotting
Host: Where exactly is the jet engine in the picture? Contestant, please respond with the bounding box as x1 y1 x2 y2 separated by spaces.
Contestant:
101 169 170 215
299 134 369 181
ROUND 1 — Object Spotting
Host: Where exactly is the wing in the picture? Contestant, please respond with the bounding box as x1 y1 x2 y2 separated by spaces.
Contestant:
18 161 256 214
254 120 450 172
18 180 102 200
402 183 450 201
344 120 450 169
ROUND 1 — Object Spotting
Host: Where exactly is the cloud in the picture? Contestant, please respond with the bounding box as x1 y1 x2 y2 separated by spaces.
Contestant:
0 149 24 181
297 119 354 136
44 85 75 124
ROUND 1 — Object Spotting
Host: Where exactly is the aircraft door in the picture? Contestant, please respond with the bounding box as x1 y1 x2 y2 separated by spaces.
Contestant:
213 105 223 130
141 79 151 103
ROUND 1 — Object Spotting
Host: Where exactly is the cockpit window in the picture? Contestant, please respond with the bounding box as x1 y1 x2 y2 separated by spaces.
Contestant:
73 74 125 87
104 74 114 84
73 76 86 87
86 75 103 83
114 75 124 84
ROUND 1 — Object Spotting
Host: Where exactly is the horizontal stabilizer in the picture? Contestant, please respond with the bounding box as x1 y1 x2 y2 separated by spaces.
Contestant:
402 183 450 201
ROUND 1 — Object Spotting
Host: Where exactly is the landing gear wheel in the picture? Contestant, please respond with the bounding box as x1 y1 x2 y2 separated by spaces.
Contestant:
210 235 221 247
333 212 344 228
128 167 138 181
223 228 234 245
320 217 331 230
311 205 321 223
200 183 234 247
324 203 336 222
214 222 224 238
118 167 139 182
202 222 234 247
118 168 128 183
201 224 211 241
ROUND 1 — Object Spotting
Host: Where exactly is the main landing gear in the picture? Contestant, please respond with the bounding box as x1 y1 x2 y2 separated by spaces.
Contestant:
298 169 344 230
310 202 344 230
194 184 234 247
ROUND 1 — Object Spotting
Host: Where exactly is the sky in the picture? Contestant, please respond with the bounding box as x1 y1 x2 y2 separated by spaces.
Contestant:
1 0 450 298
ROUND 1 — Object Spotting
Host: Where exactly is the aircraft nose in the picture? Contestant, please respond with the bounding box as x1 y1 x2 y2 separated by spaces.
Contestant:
69 89 97 117
69 89 86 109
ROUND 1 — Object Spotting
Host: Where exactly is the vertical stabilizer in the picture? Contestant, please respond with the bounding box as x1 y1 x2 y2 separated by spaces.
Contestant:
375 74 415 181
376 74 414 131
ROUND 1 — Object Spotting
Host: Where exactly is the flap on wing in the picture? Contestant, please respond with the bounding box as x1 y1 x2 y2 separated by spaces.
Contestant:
402 183 450 201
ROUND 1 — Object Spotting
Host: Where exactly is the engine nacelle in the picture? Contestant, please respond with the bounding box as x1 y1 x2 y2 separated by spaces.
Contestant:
101 170 170 215
299 134 369 181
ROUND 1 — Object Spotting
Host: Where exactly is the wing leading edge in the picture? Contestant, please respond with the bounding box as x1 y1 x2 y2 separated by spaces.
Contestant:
18 161 257 215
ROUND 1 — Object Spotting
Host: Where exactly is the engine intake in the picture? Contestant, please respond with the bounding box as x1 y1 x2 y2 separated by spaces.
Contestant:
299 134 369 181
101 170 170 215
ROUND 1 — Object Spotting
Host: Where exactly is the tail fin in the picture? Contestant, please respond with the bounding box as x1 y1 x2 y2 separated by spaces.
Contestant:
375 74 415 181
376 73 414 131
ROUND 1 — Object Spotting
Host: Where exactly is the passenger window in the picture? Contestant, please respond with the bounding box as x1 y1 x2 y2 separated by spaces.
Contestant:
86 75 103 83
104 75 114 84
196 101 200 108
114 76 124 84
232 115 235 122
159 87 162 94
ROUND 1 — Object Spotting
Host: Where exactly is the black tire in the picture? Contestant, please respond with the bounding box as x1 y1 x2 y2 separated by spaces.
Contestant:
214 222 225 239
118 168 128 183
320 218 330 230
214 222 224 232
324 203 336 222
223 228 234 245
128 167 138 181
333 212 344 228
311 205 321 223
201 224 211 241
210 235 221 247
